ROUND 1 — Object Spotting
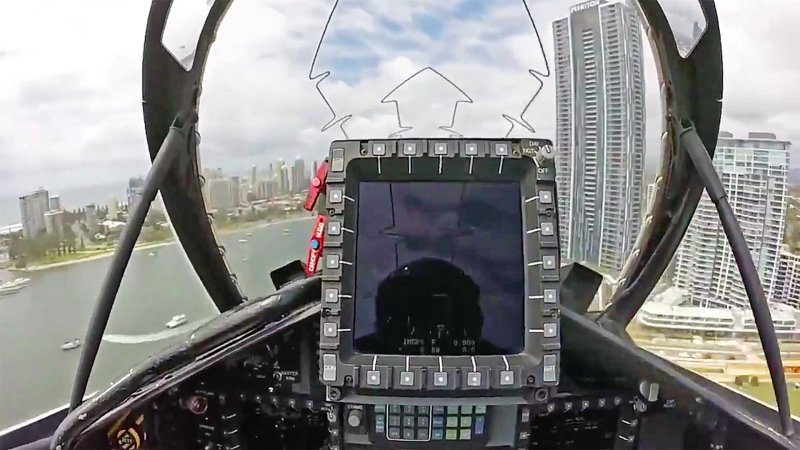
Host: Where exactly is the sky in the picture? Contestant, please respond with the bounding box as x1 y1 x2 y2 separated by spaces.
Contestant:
0 0 798 214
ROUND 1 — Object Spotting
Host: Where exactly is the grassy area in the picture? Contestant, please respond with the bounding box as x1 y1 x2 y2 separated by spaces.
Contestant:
724 382 800 414
29 249 110 265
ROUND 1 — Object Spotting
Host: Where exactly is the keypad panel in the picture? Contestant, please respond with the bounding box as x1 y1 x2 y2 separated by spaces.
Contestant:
370 404 488 446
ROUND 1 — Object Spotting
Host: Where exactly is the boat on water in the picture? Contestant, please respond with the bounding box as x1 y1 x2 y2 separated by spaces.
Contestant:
238 238 248 243
0 278 31 296
148 251 157 256
245 232 253 237
60 339 81 351
282 228 290 235
165 314 187 329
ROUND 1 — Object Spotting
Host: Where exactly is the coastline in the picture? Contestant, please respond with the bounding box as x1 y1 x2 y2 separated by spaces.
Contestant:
9 215 314 273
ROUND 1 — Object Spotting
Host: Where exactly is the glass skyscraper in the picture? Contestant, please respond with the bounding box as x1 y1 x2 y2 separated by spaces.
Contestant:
553 0 646 274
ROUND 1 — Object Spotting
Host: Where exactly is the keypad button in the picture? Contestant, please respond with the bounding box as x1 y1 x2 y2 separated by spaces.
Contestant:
432 406 446 415
329 189 343 203
539 190 553 204
460 406 473 414
464 143 479 156
544 322 558 338
389 405 402 414
403 405 415 414
460 417 472 427
400 371 414 386
417 416 429 427
542 255 556 269
460 429 472 440
366 370 381 385
418 406 430 415
446 429 458 440
541 222 554 236
467 372 482 387
447 406 459 415
389 415 401 427
544 289 558 304
388 427 400 439
474 416 485 435
327 221 341 236
403 416 415 428
374 405 386 413
432 417 444 428
500 370 515 385
403 143 417 156
433 372 448 387
324 288 338 303
494 143 509 156
325 254 340 269
322 322 337 338
447 417 459 427
417 429 430 440
432 429 444 440
434 142 448 155
372 143 386 156
474 405 487 414
403 428 415 440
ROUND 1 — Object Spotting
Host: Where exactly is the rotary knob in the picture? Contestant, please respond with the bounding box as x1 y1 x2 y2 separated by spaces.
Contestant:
347 409 363 428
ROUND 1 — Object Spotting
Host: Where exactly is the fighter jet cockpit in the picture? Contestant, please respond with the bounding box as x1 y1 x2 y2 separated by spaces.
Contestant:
1 1 799 450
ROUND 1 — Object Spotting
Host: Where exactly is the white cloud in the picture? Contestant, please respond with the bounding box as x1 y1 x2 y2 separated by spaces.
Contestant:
0 0 798 213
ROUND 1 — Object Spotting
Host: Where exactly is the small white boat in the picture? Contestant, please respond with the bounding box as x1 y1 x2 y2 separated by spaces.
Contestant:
282 228 290 235
0 278 31 296
238 238 248 243
166 314 187 329
242 257 249 262
148 251 157 256
61 339 81 351
245 232 253 237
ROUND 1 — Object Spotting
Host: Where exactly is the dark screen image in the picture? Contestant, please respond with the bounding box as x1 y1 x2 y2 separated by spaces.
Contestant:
353 181 525 356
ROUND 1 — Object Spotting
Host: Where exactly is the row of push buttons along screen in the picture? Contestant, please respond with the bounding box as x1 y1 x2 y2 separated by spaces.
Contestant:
375 405 486 441
328 188 553 206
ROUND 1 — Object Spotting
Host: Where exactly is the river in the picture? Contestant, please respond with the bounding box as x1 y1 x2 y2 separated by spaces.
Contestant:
0 217 313 429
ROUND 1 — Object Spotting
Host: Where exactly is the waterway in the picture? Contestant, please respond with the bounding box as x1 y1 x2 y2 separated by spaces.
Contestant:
0 217 313 429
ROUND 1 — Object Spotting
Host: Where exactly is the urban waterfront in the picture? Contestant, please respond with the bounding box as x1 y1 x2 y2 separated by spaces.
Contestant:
0 218 313 429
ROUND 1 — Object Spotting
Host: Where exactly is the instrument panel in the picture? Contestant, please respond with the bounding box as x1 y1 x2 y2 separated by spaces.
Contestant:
318 139 561 402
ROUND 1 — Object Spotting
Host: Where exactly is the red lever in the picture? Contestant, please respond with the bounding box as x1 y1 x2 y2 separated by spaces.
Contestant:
304 160 329 212
305 214 327 277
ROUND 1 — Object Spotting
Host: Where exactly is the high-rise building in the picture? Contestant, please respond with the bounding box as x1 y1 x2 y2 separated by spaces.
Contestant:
674 132 791 309
127 177 145 211
774 249 800 309
230 176 241 207
293 156 306 194
49 195 61 211
553 0 646 274
207 178 233 213
85 203 99 234
250 165 258 192
44 210 64 237
312 160 319 179
19 188 50 238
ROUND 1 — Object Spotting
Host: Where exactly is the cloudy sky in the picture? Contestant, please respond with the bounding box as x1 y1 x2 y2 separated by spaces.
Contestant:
0 0 798 221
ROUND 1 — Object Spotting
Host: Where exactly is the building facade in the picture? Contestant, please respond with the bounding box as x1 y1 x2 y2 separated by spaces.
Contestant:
19 188 50 238
44 210 64 237
674 132 791 309
775 249 800 309
553 0 645 274
127 177 144 211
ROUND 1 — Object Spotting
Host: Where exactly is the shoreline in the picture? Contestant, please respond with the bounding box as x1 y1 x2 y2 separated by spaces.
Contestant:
9 215 313 273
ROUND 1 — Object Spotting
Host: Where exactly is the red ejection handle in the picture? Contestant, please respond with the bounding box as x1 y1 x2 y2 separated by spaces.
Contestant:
305 214 327 277
304 160 329 212
304 160 330 276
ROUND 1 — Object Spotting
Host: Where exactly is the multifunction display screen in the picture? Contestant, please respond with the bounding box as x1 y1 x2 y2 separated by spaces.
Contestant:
353 181 525 356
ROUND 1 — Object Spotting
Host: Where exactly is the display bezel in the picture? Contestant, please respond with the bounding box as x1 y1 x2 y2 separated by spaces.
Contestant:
319 139 560 399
